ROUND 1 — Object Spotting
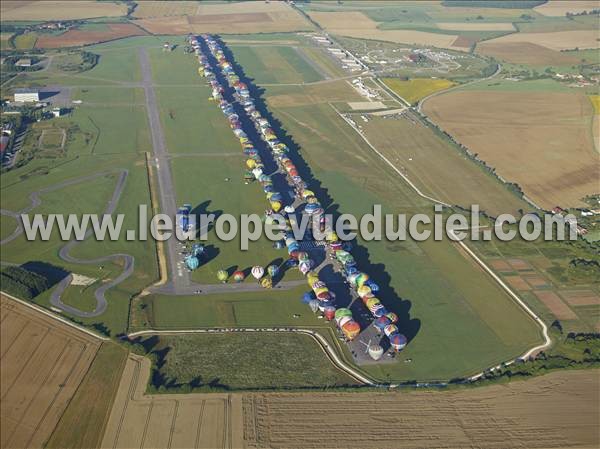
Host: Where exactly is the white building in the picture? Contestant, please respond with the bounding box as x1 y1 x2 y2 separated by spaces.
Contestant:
14 88 39 103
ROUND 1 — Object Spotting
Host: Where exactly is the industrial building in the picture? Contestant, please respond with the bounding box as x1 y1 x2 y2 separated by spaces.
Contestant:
14 88 39 103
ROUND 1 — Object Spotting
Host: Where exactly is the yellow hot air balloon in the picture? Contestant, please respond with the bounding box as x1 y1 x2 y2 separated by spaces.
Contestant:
270 201 281 212
302 190 315 199
357 285 372 298
261 277 272 289
246 159 257 169
326 231 339 242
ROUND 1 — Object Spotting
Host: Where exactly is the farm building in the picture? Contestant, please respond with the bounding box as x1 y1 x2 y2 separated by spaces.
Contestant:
14 88 39 103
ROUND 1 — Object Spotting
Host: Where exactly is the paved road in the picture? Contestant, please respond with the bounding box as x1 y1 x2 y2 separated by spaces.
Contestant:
138 47 191 291
0 170 134 317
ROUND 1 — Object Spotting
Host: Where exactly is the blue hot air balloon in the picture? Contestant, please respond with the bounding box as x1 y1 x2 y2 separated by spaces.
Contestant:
301 292 313 304
185 256 200 270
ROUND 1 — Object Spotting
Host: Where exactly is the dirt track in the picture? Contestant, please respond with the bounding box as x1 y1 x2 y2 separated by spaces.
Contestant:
0 294 101 449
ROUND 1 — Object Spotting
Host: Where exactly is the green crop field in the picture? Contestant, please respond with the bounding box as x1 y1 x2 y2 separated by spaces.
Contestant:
229 45 323 84
152 333 357 390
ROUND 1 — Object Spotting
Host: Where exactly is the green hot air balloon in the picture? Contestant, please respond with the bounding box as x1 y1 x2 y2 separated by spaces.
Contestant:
217 270 228 283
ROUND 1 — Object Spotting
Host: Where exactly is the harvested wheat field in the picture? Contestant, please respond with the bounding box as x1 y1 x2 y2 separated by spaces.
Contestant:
357 113 530 216
476 42 581 65
134 1 311 35
0 1 127 21
0 294 101 449
482 30 600 51
35 23 147 49
534 0 599 16
244 369 599 449
101 355 244 449
423 90 599 209
436 22 515 31
307 11 466 50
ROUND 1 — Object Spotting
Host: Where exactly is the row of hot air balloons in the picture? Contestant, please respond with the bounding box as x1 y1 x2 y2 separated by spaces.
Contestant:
194 35 365 341
215 264 280 287
197 34 287 215
305 271 361 341
328 233 408 352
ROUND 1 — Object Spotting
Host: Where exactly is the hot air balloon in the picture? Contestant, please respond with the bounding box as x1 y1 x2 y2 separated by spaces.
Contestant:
192 243 205 257
341 320 360 340
326 231 339 242
365 279 380 293
385 312 398 323
373 316 391 331
389 333 407 351
324 306 336 321
302 190 315 199
366 297 381 310
185 256 200 270
306 272 319 287
270 201 282 213
357 285 372 298
217 270 228 283
309 299 319 313
347 272 360 288
299 261 311 275
284 205 295 214
373 306 388 318
336 315 352 329
261 277 272 289
244 171 254 182
297 251 309 262
334 308 353 321
267 265 279 278
302 292 313 304
368 344 384 361
233 270 245 283
356 273 370 288
384 324 399 338
251 265 264 280
246 159 257 169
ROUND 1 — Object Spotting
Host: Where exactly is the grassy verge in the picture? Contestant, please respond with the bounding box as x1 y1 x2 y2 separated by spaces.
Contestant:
146 333 358 391
45 342 128 449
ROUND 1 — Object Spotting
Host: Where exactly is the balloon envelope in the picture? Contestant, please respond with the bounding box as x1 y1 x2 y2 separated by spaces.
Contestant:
389 333 408 351
309 299 319 313
217 270 228 281
233 270 245 282
267 265 279 277
261 277 272 289
185 256 200 270
251 265 264 279
385 312 398 323
341 321 360 340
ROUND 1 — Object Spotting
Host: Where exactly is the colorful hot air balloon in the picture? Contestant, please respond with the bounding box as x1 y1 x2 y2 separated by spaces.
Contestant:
185 256 200 270
334 308 353 321
357 285 372 298
384 324 399 338
270 201 282 213
324 306 336 321
261 277 272 289
385 312 398 323
217 270 228 283
309 299 319 313
267 265 279 278
389 333 407 351
296 251 309 262
299 262 311 275
233 270 245 283
251 265 264 280
341 320 360 340
192 243 205 257
373 316 391 331
356 273 370 288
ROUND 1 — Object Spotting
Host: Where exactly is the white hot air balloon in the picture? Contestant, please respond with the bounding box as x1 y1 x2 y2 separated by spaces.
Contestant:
309 299 319 313
251 265 264 280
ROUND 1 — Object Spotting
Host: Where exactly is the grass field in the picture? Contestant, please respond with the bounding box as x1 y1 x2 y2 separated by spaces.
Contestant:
230 45 323 84
153 333 357 390
13 32 37 50
45 342 128 449
382 77 455 104
263 85 542 381
589 95 600 113
356 112 532 217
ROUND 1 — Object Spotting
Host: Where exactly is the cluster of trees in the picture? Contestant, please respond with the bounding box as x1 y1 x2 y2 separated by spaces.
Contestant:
0 266 51 299
2 55 43 72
